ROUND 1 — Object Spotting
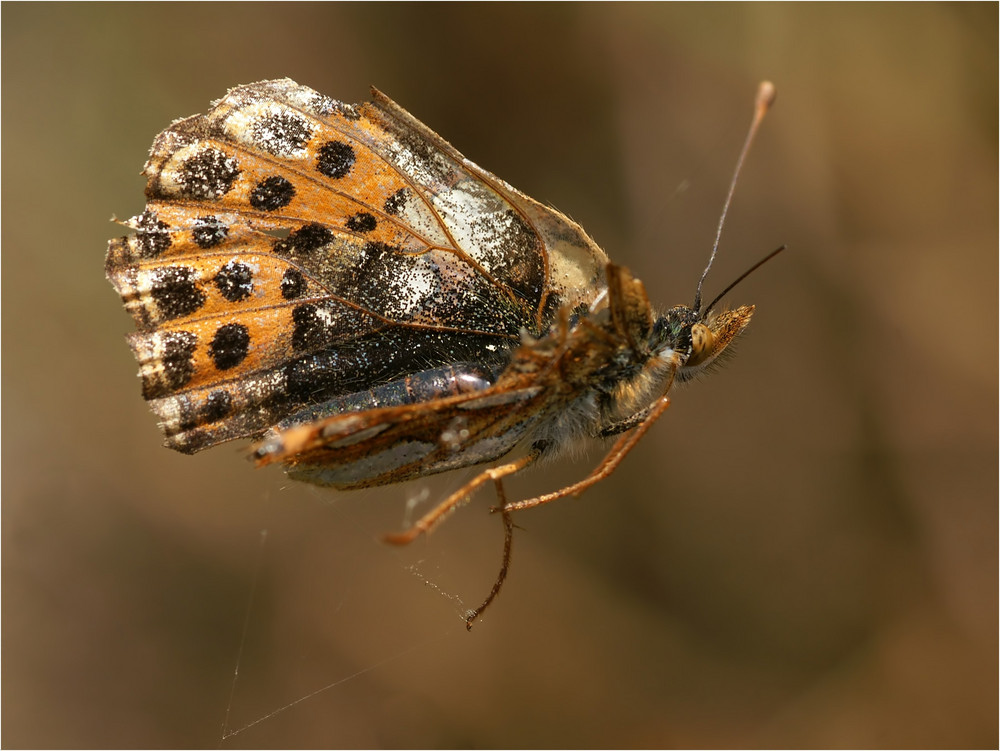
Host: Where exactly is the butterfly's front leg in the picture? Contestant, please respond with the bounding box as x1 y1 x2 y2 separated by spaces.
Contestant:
382 444 544 545
598 403 657 437
496 394 673 514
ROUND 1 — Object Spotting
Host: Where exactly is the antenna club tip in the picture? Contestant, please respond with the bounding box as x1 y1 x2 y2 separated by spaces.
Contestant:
756 81 777 112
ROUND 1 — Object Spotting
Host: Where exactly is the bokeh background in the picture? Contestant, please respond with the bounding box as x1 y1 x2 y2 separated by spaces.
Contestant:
4 3 996 748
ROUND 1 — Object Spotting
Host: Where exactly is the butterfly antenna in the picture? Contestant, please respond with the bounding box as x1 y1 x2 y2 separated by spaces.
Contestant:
702 245 785 316
693 81 776 313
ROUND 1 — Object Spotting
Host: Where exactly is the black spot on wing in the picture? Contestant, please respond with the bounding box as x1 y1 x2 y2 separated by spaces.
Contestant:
134 210 172 258
209 323 250 370
175 148 240 199
201 389 233 422
214 260 254 302
316 140 355 179
146 330 198 398
192 216 228 248
383 188 408 216
273 223 332 254
150 266 206 320
250 176 295 211
346 212 377 233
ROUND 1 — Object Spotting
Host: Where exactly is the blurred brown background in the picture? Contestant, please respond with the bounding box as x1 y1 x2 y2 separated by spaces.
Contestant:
4 3 996 748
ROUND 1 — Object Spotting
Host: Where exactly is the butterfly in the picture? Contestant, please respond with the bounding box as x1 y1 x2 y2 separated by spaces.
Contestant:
106 79 776 626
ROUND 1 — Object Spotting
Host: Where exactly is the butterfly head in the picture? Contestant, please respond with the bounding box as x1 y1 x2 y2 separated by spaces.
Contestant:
662 241 783 382
652 303 755 382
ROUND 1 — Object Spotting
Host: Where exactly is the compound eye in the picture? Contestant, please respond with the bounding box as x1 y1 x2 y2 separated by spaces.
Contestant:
685 323 716 368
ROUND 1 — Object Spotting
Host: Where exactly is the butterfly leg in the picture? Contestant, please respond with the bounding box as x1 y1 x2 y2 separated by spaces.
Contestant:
464 478 515 630
499 395 672 513
382 447 542 545
597 402 656 437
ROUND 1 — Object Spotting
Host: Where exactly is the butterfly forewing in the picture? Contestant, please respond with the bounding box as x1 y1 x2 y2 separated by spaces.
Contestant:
106 79 609 454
